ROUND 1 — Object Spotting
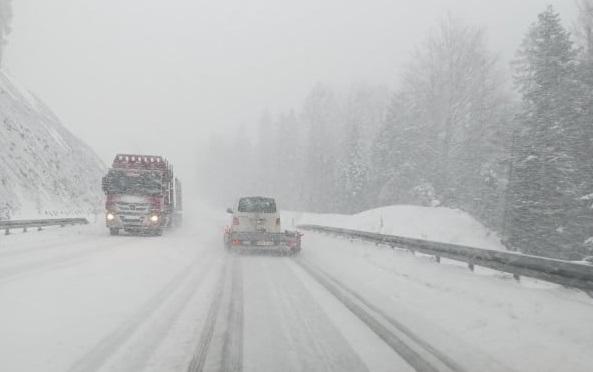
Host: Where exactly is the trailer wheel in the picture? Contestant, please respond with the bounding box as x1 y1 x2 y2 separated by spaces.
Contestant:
109 228 120 236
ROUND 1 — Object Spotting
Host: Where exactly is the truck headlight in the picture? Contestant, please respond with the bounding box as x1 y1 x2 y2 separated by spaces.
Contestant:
150 215 159 222
106 213 115 221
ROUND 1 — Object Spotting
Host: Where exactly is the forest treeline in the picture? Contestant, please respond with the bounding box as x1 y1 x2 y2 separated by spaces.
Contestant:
200 4 593 259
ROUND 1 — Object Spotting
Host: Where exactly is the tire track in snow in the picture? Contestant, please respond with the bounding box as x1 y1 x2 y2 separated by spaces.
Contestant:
258 257 369 372
221 256 243 372
293 257 467 372
107 254 224 372
187 253 244 372
68 253 216 372
187 256 229 372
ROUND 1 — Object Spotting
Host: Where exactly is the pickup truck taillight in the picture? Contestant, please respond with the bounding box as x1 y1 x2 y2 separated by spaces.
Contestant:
233 217 240 225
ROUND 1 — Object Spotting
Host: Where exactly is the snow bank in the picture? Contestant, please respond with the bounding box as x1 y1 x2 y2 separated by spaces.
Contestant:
284 205 505 250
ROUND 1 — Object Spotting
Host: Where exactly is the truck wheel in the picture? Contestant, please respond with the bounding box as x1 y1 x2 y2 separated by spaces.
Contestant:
154 228 163 236
109 228 120 236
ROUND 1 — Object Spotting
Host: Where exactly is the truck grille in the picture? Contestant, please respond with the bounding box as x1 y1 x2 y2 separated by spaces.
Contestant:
120 216 144 225
116 202 151 215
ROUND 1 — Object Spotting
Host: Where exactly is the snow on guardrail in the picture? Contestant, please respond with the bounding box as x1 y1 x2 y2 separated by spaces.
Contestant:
0 218 89 235
298 224 593 292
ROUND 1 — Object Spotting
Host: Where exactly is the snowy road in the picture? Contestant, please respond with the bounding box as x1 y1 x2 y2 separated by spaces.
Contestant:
1 218 593 372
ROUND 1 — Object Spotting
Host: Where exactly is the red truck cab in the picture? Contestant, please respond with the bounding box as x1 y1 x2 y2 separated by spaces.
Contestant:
102 154 182 236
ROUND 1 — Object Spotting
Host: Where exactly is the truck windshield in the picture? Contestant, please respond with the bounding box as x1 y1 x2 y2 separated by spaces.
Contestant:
238 197 277 213
103 169 162 196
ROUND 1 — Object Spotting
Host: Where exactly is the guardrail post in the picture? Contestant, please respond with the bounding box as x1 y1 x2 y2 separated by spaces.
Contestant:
468 262 475 272
435 256 441 263
513 274 520 282
38 226 43 231
4 228 9 235
23 227 27 233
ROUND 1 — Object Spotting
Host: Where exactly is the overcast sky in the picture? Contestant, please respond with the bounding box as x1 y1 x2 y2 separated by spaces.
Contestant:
4 0 577 172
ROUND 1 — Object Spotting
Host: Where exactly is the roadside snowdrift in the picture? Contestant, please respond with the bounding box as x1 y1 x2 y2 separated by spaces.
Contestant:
285 205 505 250
0 71 105 218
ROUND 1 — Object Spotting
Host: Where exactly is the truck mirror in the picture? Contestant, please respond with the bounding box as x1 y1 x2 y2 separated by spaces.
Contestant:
226 208 233 214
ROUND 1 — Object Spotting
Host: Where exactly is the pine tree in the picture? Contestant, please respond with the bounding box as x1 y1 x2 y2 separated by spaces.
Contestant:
574 0 593 58
271 110 303 209
337 123 368 213
338 84 388 212
574 0 593 254
301 84 341 212
254 111 275 195
509 6 589 258
370 94 424 206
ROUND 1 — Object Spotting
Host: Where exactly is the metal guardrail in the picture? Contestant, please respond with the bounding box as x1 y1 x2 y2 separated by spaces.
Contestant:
0 218 89 235
298 224 593 292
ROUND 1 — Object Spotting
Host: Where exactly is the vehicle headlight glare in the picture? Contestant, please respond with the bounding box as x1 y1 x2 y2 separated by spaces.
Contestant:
150 215 159 222
106 213 115 221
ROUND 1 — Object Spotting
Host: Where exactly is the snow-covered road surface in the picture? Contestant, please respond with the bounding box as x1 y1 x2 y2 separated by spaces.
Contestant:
1 218 592 371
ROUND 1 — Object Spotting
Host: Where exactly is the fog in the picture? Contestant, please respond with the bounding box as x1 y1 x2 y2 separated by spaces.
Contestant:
4 0 576 176
3 2 593 370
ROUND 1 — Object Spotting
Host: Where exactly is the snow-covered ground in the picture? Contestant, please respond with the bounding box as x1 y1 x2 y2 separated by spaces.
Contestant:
0 70 105 220
0 206 592 371
284 205 505 250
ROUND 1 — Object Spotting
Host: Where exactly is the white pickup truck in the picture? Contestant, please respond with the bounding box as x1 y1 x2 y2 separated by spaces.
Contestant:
224 196 302 254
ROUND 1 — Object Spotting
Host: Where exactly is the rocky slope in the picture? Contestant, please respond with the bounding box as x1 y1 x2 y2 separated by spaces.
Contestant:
0 71 104 218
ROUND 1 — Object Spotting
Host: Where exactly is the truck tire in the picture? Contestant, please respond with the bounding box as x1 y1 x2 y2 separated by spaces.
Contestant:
154 228 163 236
109 228 120 236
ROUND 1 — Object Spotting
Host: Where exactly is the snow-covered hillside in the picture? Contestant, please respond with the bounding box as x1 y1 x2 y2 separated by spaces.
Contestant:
285 205 505 250
0 71 105 218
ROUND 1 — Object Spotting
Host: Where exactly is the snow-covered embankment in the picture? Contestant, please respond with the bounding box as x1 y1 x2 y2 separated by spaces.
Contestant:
284 205 505 250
